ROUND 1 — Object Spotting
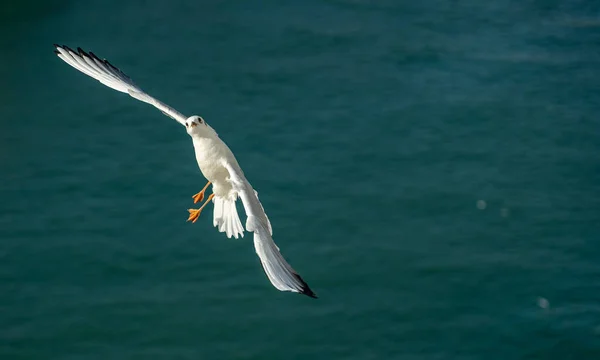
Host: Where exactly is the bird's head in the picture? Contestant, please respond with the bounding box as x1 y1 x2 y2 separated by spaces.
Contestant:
185 115 208 136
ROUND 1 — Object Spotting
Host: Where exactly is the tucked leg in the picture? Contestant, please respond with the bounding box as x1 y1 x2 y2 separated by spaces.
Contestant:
192 181 211 204
187 193 215 223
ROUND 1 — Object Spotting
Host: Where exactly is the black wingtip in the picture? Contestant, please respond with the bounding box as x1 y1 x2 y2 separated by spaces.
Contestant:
302 289 318 299
88 51 106 64
53 44 63 56
295 273 318 299
77 47 89 57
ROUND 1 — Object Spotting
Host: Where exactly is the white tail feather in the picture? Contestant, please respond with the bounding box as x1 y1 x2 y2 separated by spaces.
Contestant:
213 196 244 239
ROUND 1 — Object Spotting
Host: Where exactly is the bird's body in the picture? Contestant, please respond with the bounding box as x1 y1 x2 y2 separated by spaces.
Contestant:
53 45 316 298
186 118 246 239
191 126 234 196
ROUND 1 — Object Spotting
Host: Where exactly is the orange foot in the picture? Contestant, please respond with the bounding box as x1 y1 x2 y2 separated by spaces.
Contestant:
187 208 202 223
192 192 205 204
192 181 211 204
187 193 214 224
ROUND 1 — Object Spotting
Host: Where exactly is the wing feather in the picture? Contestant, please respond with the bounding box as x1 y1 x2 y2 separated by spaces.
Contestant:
53 45 187 126
223 161 316 298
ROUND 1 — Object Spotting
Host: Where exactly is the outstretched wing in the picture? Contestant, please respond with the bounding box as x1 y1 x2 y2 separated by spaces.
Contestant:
54 45 187 126
222 160 317 298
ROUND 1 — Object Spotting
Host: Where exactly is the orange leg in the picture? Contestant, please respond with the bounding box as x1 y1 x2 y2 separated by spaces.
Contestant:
192 181 211 204
187 193 215 223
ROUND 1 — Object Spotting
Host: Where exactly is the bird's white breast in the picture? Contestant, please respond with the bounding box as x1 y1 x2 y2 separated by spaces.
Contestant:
192 136 236 197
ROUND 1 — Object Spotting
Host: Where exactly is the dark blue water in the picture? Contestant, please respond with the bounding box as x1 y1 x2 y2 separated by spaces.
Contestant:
2 1 600 358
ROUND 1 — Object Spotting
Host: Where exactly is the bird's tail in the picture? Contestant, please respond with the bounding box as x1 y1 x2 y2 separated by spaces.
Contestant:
213 195 244 239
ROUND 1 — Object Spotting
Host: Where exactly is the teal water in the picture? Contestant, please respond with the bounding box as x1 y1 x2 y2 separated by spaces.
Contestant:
2 1 600 358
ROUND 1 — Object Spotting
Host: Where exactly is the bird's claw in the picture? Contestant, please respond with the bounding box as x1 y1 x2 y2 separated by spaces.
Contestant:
192 182 211 203
187 208 202 223
192 191 205 204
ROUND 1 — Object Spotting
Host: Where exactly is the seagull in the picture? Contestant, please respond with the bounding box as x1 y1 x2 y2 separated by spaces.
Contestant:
53 45 316 298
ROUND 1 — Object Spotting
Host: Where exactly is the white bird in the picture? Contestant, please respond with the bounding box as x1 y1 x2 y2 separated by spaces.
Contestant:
54 45 316 298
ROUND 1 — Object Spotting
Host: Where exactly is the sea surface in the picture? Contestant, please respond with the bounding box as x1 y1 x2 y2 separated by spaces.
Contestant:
1 1 600 359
